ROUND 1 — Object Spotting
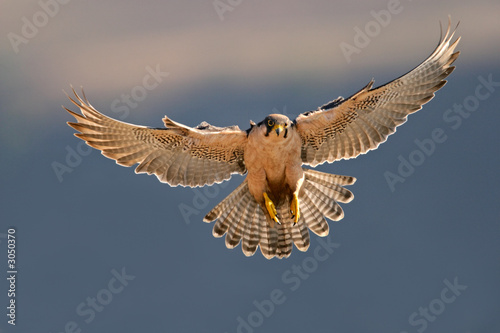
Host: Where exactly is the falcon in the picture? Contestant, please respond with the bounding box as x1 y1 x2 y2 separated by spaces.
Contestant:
65 20 460 259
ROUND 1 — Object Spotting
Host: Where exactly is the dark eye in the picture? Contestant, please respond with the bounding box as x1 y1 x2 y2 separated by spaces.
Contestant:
267 119 274 127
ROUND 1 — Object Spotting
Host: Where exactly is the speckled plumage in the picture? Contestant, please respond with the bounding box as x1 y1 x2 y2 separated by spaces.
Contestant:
65 20 460 259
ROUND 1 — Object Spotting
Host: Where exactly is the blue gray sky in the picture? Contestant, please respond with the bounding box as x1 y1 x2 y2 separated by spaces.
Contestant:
1 1 499 332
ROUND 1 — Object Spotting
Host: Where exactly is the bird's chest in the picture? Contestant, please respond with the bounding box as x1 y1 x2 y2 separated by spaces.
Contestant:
245 131 301 183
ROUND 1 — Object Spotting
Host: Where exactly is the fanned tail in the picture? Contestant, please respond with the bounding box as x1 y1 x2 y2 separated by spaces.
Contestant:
301 168 356 236
203 168 355 259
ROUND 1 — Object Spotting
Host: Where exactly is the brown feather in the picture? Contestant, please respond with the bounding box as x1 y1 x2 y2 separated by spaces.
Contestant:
295 20 460 166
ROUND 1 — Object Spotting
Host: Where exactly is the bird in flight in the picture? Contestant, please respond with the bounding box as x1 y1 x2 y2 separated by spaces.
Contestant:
65 20 460 259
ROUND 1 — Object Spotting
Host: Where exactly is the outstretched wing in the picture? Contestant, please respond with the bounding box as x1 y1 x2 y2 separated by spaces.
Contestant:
65 89 248 187
295 20 460 167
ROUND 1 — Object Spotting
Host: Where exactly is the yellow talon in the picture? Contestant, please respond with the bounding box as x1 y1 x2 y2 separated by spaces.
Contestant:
290 193 300 225
263 192 280 225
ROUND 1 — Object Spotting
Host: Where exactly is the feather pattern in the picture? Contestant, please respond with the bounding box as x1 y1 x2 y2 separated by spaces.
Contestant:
65 19 460 260
204 169 354 258
296 19 460 166
65 89 247 187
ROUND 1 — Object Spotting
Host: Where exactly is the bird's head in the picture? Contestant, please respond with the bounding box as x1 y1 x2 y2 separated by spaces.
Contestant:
259 114 293 139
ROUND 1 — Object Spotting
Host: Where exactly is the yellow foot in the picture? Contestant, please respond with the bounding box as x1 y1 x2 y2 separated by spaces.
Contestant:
290 193 300 225
263 192 280 225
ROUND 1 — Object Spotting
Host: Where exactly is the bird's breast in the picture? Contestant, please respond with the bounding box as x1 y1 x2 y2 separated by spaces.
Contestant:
244 128 302 194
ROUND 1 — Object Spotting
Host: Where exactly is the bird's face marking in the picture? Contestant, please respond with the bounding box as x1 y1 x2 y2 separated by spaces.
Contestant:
262 114 292 139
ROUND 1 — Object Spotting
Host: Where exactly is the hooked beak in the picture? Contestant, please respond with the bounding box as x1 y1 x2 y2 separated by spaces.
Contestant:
273 124 285 136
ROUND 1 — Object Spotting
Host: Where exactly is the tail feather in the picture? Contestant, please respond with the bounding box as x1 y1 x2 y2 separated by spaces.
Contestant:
304 168 356 186
304 181 344 221
291 212 310 252
225 193 253 249
304 169 355 203
212 203 238 238
300 192 330 237
241 202 260 256
204 168 355 259
204 180 249 223
275 206 294 258
259 214 278 259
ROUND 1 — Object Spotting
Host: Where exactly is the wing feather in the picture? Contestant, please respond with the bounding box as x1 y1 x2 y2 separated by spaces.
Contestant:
296 19 460 166
65 89 248 187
